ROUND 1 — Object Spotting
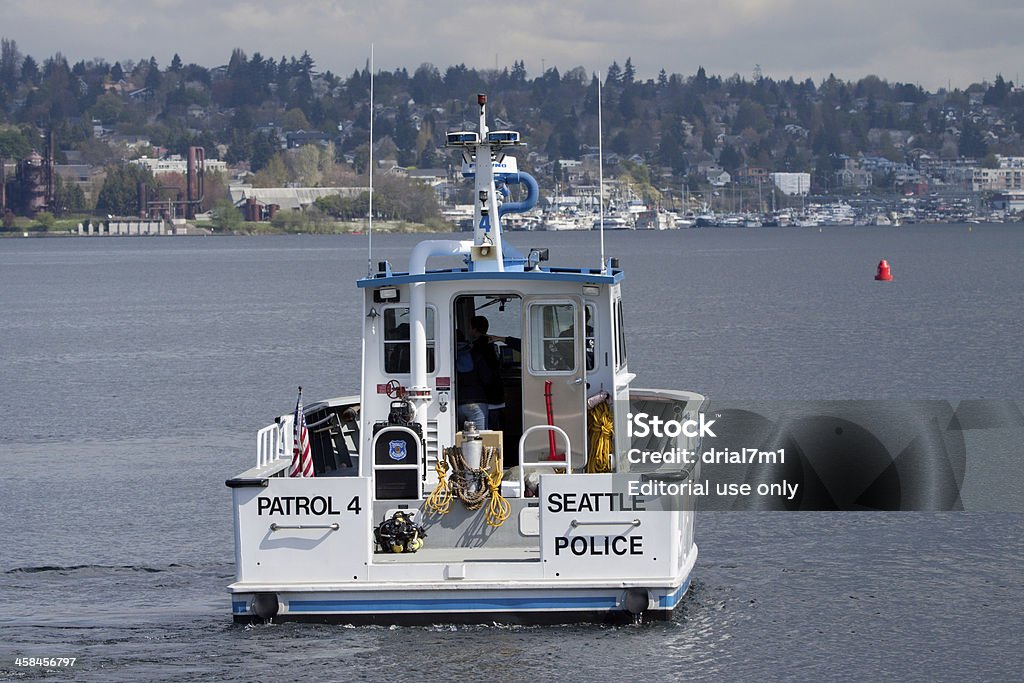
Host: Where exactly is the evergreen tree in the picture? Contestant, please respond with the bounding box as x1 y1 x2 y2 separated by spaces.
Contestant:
145 60 162 90
812 108 843 157
693 66 708 94
227 48 247 77
958 118 987 158
250 131 280 172
511 60 527 84
719 143 742 174
983 74 1009 106
411 63 441 104
53 175 88 215
21 54 39 84
701 129 716 154
0 38 21 91
611 130 631 155
94 164 156 216
418 145 437 168
782 142 799 170
605 61 622 85
298 51 315 77
656 124 687 174
394 104 418 157
618 88 637 121
622 58 635 85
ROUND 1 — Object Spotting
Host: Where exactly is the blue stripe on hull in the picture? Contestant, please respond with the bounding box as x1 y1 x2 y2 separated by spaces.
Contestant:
658 577 692 608
289 594 617 613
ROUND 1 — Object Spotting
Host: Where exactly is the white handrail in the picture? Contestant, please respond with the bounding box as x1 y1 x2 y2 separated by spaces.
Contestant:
517 424 572 492
255 415 294 469
256 425 275 468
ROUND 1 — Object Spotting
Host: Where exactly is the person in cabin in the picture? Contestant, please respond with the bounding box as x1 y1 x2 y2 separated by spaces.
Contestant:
386 322 412 374
456 316 503 430
489 334 521 352
493 309 593 371
581 308 595 370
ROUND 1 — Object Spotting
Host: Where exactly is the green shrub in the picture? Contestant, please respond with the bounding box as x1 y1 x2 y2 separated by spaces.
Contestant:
210 199 243 231
34 211 56 229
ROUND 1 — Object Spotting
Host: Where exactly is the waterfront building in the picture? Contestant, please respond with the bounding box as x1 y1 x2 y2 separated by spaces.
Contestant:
132 155 228 176
770 172 811 196
973 167 1024 192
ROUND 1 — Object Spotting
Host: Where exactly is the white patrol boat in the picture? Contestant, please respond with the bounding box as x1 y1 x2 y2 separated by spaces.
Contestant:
227 94 706 625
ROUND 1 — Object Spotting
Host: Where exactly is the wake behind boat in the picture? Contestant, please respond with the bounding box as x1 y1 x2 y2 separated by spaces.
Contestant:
226 94 705 625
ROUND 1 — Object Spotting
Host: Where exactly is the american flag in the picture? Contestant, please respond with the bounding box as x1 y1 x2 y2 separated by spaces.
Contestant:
289 387 314 477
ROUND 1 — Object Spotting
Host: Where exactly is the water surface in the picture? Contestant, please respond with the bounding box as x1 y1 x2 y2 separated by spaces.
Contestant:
1 226 1021 681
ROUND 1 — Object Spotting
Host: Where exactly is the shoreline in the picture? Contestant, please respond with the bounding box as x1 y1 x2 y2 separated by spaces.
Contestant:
0 219 454 238
3 220 1018 238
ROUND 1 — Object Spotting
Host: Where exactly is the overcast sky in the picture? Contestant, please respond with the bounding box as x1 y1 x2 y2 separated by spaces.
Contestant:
5 1 1022 90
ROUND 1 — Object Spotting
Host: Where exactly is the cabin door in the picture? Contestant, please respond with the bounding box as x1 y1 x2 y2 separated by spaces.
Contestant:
520 296 587 469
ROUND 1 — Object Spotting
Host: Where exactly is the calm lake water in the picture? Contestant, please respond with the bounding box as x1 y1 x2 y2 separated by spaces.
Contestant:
1 226 1021 681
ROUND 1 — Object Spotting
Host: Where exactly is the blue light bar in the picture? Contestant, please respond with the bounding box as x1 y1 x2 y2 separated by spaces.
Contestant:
446 131 479 146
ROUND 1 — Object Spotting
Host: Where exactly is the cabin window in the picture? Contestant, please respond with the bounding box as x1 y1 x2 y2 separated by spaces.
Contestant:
584 303 596 372
528 302 576 374
383 307 435 374
614 298 628 369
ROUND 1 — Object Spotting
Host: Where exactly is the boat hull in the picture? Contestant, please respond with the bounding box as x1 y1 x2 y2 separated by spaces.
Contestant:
230 569 694 625
228 389 704 626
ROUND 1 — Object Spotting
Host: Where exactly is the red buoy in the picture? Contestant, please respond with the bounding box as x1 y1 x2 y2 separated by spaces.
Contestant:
875 259 893 281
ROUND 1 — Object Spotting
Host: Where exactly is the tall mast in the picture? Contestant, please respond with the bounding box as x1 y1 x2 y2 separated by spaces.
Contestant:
445 95 531 272
366 44 374 277
598 73 606 274
471 94 503 271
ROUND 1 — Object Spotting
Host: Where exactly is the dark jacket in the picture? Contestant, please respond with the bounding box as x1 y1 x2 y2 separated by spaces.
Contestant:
457 338 503 404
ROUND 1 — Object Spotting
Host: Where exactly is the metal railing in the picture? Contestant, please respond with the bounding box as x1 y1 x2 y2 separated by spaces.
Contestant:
517 424 572 492
256 415 294 469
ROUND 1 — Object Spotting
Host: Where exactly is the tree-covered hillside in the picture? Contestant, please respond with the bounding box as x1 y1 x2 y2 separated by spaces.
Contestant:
2 38 1022 215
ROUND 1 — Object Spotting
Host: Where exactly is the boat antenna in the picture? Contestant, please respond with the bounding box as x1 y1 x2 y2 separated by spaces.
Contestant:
598 70 606 274
366 43 374 277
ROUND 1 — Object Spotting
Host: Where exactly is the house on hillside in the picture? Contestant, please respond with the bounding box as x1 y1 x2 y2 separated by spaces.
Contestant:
285 130 331 149
405 168 448 187
736 165 770 187
54 164 106 203
129 87 154 102
835 158 873 189
698 163 731 186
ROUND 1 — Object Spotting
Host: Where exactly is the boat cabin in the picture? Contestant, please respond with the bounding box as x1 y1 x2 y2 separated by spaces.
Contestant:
353 254 635 495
